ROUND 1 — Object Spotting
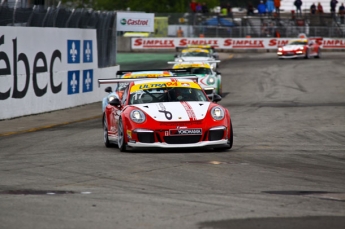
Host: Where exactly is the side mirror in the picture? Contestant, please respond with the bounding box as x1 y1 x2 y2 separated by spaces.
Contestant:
212 94 222 103
174 54 178 58
109 98 121 107
105 86 112 93
216 71 221 75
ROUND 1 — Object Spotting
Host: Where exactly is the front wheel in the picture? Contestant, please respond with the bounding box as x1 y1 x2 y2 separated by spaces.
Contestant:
103 116 113 148
304 49 310 59
214 121 233 151
315 49 321 58
217 75 222 97
118 118 127 152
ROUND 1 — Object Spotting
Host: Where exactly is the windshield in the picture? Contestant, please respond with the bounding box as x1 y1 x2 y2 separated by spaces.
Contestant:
190 67 212 74
129 87 208 104
181 52 210 58
287 40 307 45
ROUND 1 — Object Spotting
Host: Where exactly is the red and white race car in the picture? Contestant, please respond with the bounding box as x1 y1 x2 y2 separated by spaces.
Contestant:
277 38 321 59
99 77 233 152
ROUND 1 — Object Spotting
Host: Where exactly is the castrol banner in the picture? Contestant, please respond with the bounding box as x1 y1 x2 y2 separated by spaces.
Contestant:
117 12 154 32
131 38 345 50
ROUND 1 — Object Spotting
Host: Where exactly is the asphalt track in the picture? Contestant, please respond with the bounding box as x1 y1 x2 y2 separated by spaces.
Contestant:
0 51 345 229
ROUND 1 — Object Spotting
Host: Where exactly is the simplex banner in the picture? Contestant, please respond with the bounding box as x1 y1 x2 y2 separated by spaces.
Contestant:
131 37 345 49
117 12 154 32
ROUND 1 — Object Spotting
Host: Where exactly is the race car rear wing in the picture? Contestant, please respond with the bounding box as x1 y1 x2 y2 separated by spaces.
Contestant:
175 46 215 52
168 60 220 65
115 68 190 77
98 76 199 87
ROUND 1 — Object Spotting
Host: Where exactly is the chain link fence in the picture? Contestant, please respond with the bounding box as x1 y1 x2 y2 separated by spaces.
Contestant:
0 0 117 68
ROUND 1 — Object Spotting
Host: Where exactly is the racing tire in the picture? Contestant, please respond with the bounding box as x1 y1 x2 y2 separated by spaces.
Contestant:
118 118 127 152
214 121 233 151
103 115 114 148
315 49 321 58
217 75 222 97
304 49 310 59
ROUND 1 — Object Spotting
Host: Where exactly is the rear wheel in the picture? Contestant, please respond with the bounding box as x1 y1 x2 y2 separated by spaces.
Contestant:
103 116 113 148
118 118 127 152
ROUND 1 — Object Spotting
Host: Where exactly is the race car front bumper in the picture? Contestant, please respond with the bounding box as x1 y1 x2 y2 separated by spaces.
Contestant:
277 51 305 59
127 126 229 149
127 139 228 149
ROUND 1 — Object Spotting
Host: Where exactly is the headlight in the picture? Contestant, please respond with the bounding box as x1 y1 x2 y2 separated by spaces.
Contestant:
130 110 146 123
207 76 216 85
178 59 183 62
210 106 225 120
278 47 283 51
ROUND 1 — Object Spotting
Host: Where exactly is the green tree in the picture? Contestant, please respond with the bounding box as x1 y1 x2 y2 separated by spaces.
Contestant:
63 0 221 13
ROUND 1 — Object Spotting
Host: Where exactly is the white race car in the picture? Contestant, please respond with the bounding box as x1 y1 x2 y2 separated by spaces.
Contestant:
174 48 219 69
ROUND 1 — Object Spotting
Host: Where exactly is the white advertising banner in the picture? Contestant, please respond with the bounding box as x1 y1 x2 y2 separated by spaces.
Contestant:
0 27 118 120
117 12 154 32
131 37 345 50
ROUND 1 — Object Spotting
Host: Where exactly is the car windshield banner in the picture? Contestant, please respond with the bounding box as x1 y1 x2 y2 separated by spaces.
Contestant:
117 12 154 32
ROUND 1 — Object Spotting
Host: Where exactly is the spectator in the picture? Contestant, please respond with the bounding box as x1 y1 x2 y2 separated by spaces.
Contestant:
274 0 281 17
275 29 281 37
339 3 345 24
190 0 197 13
310 3 317 14
177 27 184 37
221 3 228 16
317 2 324 13
268 21 275 36
258 1 267 16
247 1 254 16
294 0 303 17
261 22 268 36
266 0 275 16
227 3 234 19
330 0 338 14
201 2 209 13
196 3 202 12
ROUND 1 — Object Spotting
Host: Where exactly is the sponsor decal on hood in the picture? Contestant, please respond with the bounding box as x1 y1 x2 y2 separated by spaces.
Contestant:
132 101 210 122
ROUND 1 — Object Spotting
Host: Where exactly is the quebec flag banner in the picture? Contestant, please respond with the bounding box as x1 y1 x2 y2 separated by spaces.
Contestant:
67 40 81 64
67 70 80 94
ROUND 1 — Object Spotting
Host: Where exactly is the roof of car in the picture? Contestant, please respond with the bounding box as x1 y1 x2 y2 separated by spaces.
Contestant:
289 39 308 43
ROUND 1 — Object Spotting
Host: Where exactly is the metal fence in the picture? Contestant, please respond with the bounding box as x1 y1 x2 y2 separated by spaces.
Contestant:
0 0 117 68
1 1 344 67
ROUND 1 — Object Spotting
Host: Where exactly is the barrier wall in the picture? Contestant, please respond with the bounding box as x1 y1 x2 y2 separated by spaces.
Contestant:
0 27 119 120
131 37 345 50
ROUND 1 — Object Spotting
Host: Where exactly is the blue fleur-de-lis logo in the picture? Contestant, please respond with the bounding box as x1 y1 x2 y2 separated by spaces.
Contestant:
83 40 93 63
67 40 80 64
83 69 93 93
68 71 80 94
70 42 78 61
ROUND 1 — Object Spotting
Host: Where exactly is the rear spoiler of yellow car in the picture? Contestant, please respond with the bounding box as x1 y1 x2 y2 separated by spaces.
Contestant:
116 69 190 77
98 76 199 87
168 60 220 65
175 46 215 52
